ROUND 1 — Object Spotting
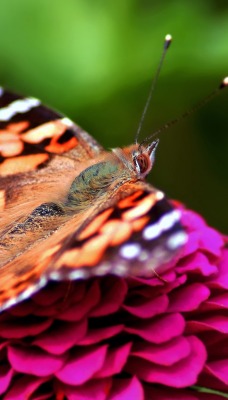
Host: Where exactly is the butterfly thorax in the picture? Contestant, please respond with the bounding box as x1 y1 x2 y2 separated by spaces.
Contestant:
65 141 158 210
0 140 158 266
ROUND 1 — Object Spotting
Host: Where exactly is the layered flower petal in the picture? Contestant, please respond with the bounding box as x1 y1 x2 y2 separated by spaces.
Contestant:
0 207 227 399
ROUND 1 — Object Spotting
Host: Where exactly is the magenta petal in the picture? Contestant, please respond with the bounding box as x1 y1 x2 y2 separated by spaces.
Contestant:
94 343 132 378
123 294 169 318
199 227 224 257
209 249 228 290
110 377 144 400
176 252 218 276
64 379 111 400
187 315 228 333
168 283 210 312
131 336 191 366
78 325 123 346
206 359 228 385
58 281 101 321
202 294 228 311
0 366 13 395
125 313 185 343
56 345 107 385
90 277 127 317
144 386 219 399
126 336 206 387
33 319 87 355
4 376 47 400
0 318 52 339
8 301 37 317
8 346 65 376
182 210 206 231
33 282 70 306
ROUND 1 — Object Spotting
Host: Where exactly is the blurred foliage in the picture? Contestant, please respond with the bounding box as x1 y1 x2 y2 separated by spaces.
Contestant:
0 0 227 230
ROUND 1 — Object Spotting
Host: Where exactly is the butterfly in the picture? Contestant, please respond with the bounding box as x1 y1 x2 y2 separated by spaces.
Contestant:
0 88 187 311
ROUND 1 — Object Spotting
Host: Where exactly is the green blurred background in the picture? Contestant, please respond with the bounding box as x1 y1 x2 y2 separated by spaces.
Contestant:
0 0 227 231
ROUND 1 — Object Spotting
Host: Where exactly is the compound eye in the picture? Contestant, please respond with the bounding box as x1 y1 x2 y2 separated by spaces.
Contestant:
134 154 149 175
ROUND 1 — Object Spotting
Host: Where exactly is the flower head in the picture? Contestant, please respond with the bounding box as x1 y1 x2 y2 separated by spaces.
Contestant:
0 207 227 399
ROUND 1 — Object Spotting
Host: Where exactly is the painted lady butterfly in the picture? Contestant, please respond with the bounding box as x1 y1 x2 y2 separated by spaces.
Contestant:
0 88 187 311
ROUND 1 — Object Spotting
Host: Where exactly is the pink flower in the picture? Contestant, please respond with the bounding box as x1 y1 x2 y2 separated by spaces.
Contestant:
0 207 227 399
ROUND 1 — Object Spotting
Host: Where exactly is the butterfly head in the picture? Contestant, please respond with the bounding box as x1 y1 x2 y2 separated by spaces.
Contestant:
133 139 159 179
112 138 159 180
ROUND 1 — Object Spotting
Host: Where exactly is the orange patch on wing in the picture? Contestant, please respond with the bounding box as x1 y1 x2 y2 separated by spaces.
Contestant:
131 216 149 231
60 234 110 268
0 154 49 176
118 190 143 209
22 119 78 153
78 208 114 240
100 219 132 246
0 190 5 211
45 136 78 153
8 120 30 133
123 193 157 221
0 132 23 157
22 120 66 142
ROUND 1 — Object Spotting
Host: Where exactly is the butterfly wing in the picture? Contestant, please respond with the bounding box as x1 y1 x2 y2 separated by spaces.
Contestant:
0 89 103 228
0 183 187 311
0 89 187 311
45 185 187 279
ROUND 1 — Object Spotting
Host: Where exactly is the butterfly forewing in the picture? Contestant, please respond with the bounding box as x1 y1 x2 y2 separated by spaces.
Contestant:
0 89 187 311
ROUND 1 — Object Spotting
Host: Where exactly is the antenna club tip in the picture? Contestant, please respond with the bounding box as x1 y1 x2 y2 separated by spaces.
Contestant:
164 34 172 49
220 77 228 89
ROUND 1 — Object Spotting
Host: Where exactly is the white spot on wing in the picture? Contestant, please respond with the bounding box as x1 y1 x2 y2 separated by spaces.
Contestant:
0 97 40 121
61 117 74 126
120 243 141 259
167 232 188 250
143 210 181 241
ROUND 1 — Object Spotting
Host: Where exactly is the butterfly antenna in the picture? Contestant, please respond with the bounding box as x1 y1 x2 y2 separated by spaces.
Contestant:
135 34 172 144
140 76 228 148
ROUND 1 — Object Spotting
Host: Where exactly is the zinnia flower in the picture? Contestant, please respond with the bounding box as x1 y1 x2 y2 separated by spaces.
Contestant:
0 206 227 399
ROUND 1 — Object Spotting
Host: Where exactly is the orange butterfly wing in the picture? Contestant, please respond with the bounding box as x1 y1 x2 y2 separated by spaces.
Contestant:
0 89 187 311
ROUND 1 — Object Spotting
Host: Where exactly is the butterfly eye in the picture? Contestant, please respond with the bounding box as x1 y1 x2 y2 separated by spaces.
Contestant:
134 153 150 175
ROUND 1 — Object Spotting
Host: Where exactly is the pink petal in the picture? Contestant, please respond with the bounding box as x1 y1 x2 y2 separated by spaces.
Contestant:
202 294 228 311
125 313 185 343
56 345 107 385
78 325 123 346
4 376 47 400
0 318 52 339
110 377 144 400
131 336 191 366
145 386 220 399
94 343 132 378
182 210 206 231
126 336 206 387
199 227 224 257
33 319 87 354
8 301 36 317
187 315 228 334
168 283 210 312
176 252 218 277
90 277 127 317
209 249 228 290
123 294 169 318
64 379 112 400
206 359 228 385
58 280 101 321
33 282 71 306
8 345 65 376
0 366 13 395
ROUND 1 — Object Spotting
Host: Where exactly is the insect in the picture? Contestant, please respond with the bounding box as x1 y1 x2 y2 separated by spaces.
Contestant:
0 85 188 312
